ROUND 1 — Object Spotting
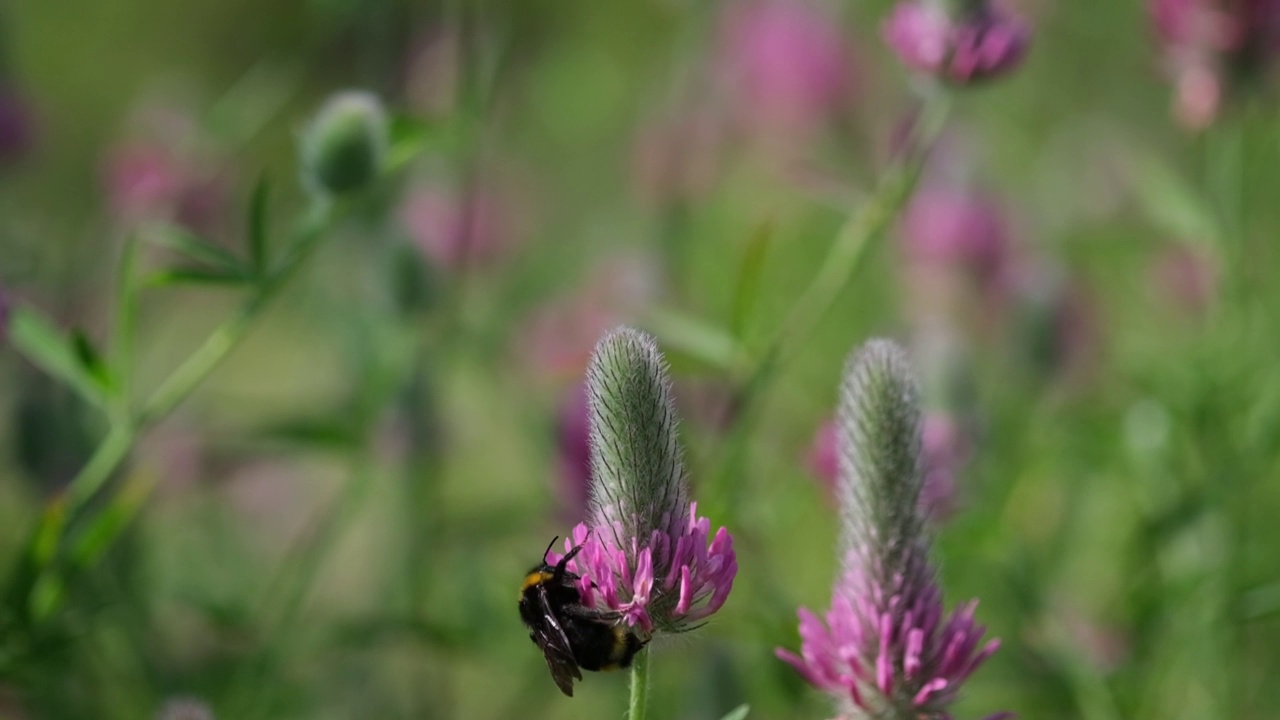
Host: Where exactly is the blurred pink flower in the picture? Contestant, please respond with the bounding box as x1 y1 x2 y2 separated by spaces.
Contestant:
898 184 1019 333
0 85 33 164
1150 0 1280 128
0 285 10 343
554 380 592 523
1151 0 1280 55
630 102 724 207
806 420 839 498
104 144 185 222
808 412 965 521
1061 608 1129 673
401 180 517 270
136 419 206 496
1150 244 1218 316
883 1 1030 84
402 28 461 118
900 185 1012 279
716 0 857 138
0 686 27 720
101 104 227 234
919 412 966 521
518 254 662 380
155 697 215 720
1010 263 1101 382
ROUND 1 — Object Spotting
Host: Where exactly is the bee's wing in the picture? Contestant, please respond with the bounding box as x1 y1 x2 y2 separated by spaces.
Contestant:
534 586 583 697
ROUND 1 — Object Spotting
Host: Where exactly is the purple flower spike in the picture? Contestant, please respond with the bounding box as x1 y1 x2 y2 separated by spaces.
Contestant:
808 412 966 523
548 328 737 637
778 341 1006 719
883 1 1030 84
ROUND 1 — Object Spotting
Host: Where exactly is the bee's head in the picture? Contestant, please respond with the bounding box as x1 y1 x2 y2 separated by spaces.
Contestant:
543 535 588 580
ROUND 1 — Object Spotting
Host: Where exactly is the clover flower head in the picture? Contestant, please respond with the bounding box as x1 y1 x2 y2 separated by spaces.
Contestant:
548 327 737 637
1148 0 1280 128
300 90 388 197
778 340 1006 719
883 1 1029 84
717 0 856 132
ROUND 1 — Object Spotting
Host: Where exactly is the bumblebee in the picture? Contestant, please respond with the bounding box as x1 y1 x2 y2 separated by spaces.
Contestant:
519 537 647 696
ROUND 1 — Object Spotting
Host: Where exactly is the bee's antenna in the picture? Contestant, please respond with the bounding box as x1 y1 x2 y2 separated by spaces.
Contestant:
542 536 560 564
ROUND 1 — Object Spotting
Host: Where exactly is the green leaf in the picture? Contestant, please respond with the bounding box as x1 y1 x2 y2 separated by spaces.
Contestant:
8 308 112 408
29 573 64 624
1242 582 1280 621
730 219 773 338
148 226 250 275
256 415 363 450
69 469 154 567
30 496 68 570
143 266 254 288
1132 154 1221 246
385 115 437 172
248 177 270 276
645 310 749 376
72 330 112 389
718 705 750 720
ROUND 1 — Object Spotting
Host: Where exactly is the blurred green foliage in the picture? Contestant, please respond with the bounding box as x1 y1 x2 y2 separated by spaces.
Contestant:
0 1 1278 719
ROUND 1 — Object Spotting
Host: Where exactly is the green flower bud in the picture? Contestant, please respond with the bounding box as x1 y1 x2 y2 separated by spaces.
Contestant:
301 91 389 197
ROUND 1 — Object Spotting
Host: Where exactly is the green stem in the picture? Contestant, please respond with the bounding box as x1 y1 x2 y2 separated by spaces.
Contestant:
49 200 337 560
66 424 135 510
226 444 379 720
764 93 949 373
137 201 334 425
628 648 650 720
710 93 951 495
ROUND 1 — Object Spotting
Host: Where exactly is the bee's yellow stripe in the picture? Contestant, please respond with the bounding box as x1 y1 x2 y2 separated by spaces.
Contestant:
603 624 629 668
521 570 552 593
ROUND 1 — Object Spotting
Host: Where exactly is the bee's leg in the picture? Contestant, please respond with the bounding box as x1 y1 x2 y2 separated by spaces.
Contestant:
555 542 586 581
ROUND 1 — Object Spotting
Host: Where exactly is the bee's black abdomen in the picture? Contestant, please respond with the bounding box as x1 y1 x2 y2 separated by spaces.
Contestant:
519 545 650 694
562 617 624 671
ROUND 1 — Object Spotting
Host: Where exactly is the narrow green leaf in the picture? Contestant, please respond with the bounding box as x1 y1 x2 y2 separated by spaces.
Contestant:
148 226 250 275
31 496 68 569
1242 582 1280 621
29 573 64 624
730 220 772 338
143 267 254 288
71 330 112 389
645 310 749 376
1132 154 1221 246
718 705 750 720
256 416 362 450
248 177 270 275
8 308 110 407
69 470 154 567
385 115 437 172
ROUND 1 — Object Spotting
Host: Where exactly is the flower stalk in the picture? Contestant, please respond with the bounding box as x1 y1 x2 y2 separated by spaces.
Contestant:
628 647 651 720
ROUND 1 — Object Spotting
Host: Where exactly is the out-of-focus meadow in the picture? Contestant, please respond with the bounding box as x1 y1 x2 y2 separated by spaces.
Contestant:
1 1 1278 718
